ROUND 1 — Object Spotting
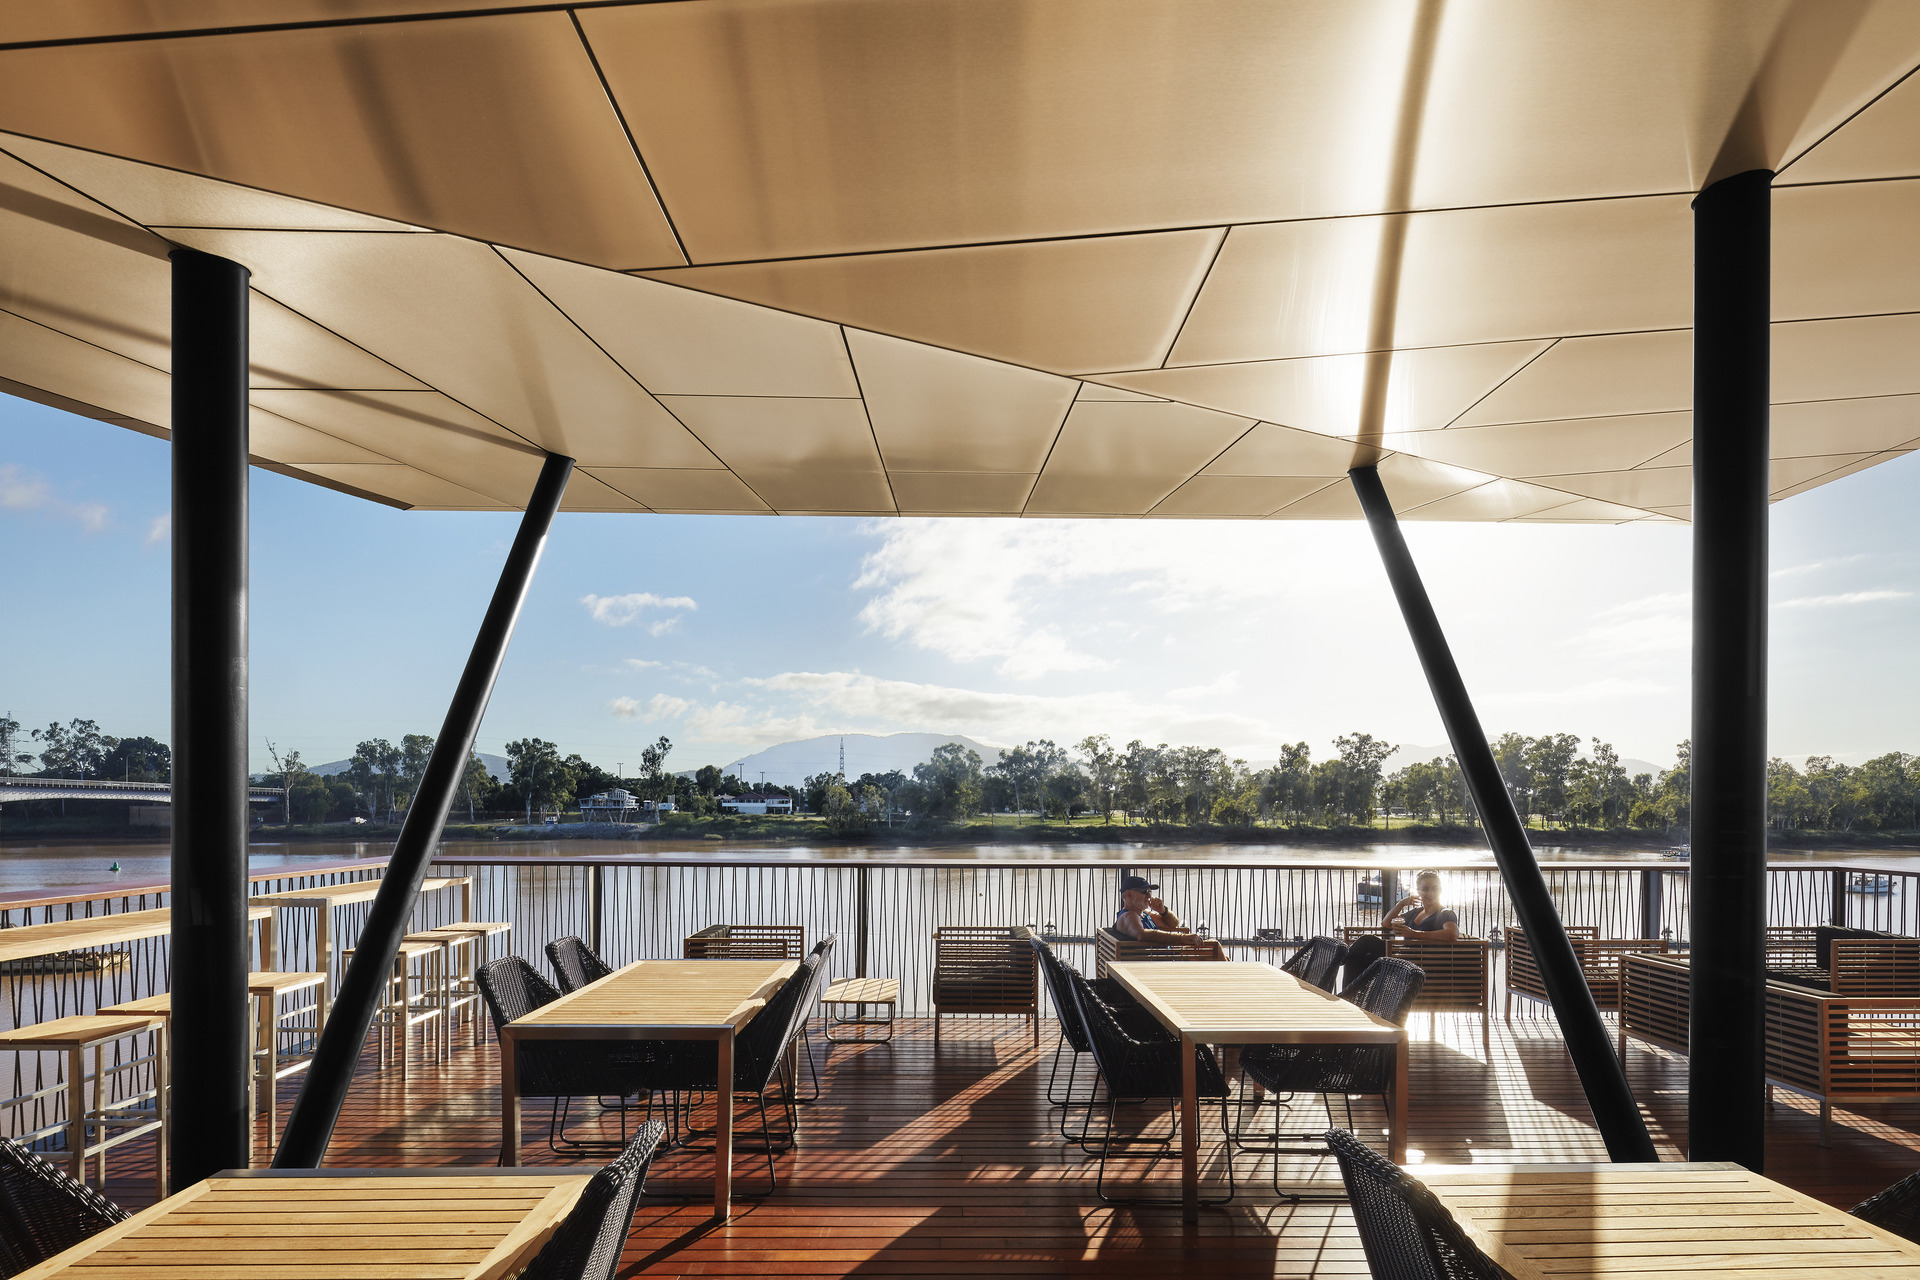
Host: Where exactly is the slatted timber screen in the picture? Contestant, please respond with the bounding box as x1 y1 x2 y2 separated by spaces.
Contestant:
1620 952 1690 1054
1768 926 1825 980
1093 927 1217 977
683 923 806 960
1833 938 1920 997
1827 999 1920 1097
932 925 1037 1024
1505 926 1666 1015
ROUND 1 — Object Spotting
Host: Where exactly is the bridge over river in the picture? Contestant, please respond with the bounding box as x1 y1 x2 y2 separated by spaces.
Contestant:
0 777 283 805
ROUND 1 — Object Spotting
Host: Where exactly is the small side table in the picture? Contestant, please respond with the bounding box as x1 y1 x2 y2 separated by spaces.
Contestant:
820 977 898 1043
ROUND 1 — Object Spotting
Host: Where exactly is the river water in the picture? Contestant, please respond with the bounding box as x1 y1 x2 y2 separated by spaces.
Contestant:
0 835 1914 898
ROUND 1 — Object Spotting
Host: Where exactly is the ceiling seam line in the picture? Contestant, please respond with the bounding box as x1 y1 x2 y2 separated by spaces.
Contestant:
836 326 901 516
567 7 690 267
487 243 735 478
1438 338 1562 430
1775 60 1920 180
1158 226 1231 370
1016 385 1085 518
635 188 1703 273
1138 417 1265 517
0 1 676 52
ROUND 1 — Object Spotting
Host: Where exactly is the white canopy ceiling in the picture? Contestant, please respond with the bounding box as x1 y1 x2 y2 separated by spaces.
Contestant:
0 1 1915 520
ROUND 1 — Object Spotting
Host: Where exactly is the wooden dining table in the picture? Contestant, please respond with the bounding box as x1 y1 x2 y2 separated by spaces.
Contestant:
14 1167 591 1280
500 957 796 1222
1418 1160 1920 1279
1106 960 1408 1223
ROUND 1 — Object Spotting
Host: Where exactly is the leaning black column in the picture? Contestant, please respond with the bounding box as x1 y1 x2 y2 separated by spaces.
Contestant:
275 453 573 1167
1352 465 1657 1162
1689 168 1771 1172
170 248 253 1186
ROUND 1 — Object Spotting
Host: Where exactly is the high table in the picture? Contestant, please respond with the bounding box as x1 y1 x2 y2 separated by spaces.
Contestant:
13 1167 590 1280
0 905 271 971
500 958 796 1222
1419 1161 1920 1279
1107 960 1408 1223
249 876 471 1026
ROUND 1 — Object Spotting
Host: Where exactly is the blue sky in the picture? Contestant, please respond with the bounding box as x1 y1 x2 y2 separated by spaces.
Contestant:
4 392 1917 778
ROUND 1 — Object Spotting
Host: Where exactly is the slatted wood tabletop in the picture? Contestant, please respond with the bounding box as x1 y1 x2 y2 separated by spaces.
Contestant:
503 959 796 1222
1107 961 1402 1042
515 958 795 1031
250 876 470 1024
1419 1161 1920 1279
15 1170 590 1280
0 905 272 966
1109 961 1409 1224
248 875 469 909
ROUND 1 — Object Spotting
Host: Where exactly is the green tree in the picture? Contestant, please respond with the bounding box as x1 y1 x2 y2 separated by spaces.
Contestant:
910 742 983 820
803 770 845 814
1077 734 1122 822
399 733 435 811
695 764 723 796
1490 732 1535 822
638 736 673 808
103 735 170 783
1264 742 1313 824
506 737 568 822
1525 733 1581 827
1334 732 1397 822
33 718 113 777
458 751 493 822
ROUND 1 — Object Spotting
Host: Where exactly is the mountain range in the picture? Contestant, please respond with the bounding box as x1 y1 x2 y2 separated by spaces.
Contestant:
708 733 1004 790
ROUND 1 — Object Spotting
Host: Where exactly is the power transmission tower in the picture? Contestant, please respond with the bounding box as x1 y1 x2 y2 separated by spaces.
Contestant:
839 736 845 777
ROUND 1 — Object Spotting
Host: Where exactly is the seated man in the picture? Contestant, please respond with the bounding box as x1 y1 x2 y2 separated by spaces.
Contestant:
1115 874 1226 960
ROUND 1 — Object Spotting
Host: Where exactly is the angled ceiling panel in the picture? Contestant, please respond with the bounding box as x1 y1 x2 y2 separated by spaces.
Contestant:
1398 477 1585 522
846 329 1077 473
501 249 859 398
890 471 1039 515
589 467 771 514
1388 412 1693 477
1198 422 1360 478
0 14 682 266
1150 474 1330 518
641 231 1225 376
1027 400 1253 515
163 228 717 469
1453 331 1692 427
1098 341 1547 438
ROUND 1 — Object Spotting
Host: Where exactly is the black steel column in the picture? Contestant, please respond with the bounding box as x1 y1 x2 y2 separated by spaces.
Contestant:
1352 465 1657 1162
274 454 573 1167
170 249 253 1186
1690 168 1772 1171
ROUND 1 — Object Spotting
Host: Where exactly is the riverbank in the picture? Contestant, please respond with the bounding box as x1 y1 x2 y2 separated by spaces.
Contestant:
8 812 1916 855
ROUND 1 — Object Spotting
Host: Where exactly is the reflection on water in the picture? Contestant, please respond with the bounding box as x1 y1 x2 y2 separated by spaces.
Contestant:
0 835 1915 897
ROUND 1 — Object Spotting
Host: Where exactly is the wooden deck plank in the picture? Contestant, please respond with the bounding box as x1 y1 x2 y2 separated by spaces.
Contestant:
77 1006 1920 1278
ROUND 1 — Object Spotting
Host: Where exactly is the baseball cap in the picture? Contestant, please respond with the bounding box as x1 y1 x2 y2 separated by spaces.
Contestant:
1119 874 1159 893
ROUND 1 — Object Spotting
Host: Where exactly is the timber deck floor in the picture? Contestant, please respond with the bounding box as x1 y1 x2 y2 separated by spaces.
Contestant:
97 1008 1920 1278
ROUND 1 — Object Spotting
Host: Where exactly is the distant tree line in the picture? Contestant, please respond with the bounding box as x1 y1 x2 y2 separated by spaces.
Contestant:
10 710 1920 836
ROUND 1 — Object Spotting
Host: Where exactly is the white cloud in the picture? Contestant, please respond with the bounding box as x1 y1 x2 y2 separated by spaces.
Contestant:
1571 590 1690 656
1776 589 1912 609
610 693 692 720
581 592 697 627
145 514 170 545
646 616 684 638
0 464 109 532
622 658 664 671
853 519 1357 679
1772 555 1867 579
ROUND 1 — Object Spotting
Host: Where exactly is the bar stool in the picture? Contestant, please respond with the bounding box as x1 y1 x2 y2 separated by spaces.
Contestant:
402 932 470 1060
0 1013 168 1199
344 940 446 1077
247 972 326 1150
420 922 512 1047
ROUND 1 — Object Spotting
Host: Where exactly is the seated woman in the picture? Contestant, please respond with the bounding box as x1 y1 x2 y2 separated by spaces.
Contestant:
1387 870 1460 942
1344 870 1459 989
1115 874 1226 960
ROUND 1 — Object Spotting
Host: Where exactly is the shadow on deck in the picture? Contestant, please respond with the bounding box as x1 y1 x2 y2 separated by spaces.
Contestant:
99 1009 1920 1278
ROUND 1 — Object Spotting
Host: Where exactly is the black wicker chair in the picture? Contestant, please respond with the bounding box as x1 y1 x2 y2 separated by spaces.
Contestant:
0 1135 130 1277
520 1120 668 1280
1854 1168 1920 1244
1282 936 1349 992
477 956 657 1154
546 936 615 995
1326 1128 1512 1280
643 956 818 1192
1066 965 1235 1205
790 935 838 1104
1032 937 1175 1141
1234 957 1426 1192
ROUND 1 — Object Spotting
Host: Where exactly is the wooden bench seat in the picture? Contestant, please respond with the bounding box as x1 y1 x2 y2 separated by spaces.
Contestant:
1504 924 1668 1017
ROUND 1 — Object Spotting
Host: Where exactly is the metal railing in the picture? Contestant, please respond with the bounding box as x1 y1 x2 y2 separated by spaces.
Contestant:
0 851 1912 1144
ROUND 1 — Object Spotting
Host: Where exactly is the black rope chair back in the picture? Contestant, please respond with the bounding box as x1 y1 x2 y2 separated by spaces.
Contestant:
1853 1168 1920 1243
1343 934 1389 992
477 956 563 1039
1326 1128 1510 1280
1281 936 1348 992
520 1121 667 1280
1343 957 1427 1026
1032 937 1094 1053
546 936 615 994
0 1136 129 1276
735 961 815 1091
